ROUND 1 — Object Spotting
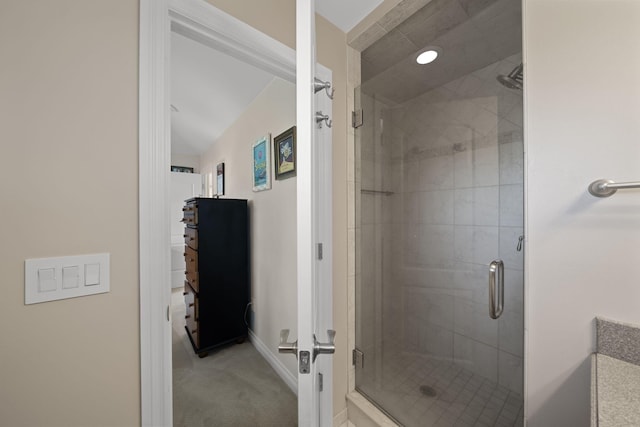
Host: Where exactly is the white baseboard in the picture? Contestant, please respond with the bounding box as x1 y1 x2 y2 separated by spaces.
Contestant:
249 329 297 395
171 270 184 289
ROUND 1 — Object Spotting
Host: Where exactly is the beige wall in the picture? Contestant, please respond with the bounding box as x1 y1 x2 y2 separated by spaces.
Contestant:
0 1 140 426
205 0 351 420
317 14 350 423
0 0 350 425
206 0 295 49
199 77 299 376
524 0 640 424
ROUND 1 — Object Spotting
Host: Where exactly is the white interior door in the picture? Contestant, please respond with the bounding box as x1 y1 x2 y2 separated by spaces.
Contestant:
312 66 334 426
294 0 334 425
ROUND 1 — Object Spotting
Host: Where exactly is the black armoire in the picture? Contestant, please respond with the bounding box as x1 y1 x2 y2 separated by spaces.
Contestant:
182 197 249 357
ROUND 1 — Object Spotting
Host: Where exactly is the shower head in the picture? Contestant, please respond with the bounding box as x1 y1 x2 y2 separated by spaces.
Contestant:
497 63 523 90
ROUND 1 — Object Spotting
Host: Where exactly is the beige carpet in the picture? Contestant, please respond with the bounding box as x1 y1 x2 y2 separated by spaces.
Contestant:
172 289 297 427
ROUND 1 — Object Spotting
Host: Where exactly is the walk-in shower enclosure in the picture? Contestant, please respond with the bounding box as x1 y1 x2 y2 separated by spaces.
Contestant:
354 0 524 425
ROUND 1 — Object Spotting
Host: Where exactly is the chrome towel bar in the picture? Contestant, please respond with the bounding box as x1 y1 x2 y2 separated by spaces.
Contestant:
588 179 640 198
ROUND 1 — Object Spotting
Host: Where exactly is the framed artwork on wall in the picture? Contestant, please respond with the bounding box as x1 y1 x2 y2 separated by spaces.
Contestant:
274 126 296 180
252 135 271 192
171 165 194 173
216 162 225 196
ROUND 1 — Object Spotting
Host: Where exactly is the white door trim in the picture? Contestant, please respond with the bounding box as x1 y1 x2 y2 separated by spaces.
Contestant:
139 1 172 425
139 1 333 425
295 0 317 423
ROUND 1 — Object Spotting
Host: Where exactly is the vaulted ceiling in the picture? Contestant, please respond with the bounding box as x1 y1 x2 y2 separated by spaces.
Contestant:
170 32 275 156
171 0 384 156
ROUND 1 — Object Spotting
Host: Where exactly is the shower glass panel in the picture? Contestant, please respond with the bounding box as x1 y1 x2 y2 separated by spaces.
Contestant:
354 1 524 426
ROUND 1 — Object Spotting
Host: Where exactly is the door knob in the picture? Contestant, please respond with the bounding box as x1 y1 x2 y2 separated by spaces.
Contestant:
313 329 336 361
278 329 298 356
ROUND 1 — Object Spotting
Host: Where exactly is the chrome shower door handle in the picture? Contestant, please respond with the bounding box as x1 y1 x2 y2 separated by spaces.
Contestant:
489 260 504 319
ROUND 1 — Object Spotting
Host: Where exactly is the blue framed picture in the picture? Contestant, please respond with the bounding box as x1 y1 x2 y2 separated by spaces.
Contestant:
252 135 271 192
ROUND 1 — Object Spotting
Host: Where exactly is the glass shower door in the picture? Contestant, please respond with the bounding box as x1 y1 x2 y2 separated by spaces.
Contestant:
354 51 524 425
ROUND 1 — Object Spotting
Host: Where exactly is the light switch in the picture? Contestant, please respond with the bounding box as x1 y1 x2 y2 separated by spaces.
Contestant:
62 266 80 289
85 263 100 286
25 253 109 304
38 268 57 292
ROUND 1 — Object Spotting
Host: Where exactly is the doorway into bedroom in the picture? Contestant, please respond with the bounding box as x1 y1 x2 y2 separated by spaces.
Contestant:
169 28 299 426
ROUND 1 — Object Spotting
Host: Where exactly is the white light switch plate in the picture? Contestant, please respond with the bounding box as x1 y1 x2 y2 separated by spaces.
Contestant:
25 253 110 304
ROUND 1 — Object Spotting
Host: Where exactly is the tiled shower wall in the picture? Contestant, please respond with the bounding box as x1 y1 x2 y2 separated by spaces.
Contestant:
359 53 524 395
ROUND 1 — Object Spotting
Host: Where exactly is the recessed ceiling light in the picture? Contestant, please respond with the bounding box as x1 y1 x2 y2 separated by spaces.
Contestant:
416 48 440 65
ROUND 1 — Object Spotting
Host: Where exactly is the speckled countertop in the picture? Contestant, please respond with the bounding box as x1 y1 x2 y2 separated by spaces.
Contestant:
597 317 640 365
592 317 640 427
593 354 640 426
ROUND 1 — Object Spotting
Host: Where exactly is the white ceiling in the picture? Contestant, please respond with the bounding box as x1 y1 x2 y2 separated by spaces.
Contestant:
171 32 275 156
171 1 383 156
316 0 384 32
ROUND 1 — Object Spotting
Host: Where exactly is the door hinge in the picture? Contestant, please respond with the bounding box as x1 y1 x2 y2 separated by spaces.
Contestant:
352 348 364 369
318 372 323 392
317 243 323 260
352 110 363 129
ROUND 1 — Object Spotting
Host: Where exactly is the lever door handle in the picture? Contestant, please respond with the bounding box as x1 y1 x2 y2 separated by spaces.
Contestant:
313 329 336 361
278 329 298 357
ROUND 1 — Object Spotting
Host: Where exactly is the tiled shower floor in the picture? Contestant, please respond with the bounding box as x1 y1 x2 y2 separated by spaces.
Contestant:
357 353 523 426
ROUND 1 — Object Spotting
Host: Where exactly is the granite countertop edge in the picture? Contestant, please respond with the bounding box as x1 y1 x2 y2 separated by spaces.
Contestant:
593 353 640 426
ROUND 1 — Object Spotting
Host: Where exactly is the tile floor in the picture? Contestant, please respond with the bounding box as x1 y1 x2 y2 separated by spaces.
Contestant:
357 352 523 426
